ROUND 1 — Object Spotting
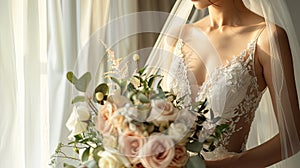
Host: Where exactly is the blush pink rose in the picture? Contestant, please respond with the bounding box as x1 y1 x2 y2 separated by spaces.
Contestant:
95 102 118 136
99 102 117 121
139 134 175 168
167 145 188 168
119 132 145 163
147 99 178 124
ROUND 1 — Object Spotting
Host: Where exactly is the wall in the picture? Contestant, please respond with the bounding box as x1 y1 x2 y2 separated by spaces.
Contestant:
287 0 300 41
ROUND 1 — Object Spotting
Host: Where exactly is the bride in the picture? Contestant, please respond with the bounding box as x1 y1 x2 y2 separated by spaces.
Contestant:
147 0 300 167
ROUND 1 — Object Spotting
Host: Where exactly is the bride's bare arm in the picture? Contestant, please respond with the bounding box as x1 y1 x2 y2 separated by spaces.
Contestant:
206 26 300 168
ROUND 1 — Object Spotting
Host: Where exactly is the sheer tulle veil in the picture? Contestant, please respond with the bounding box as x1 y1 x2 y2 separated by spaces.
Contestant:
145 0 300 166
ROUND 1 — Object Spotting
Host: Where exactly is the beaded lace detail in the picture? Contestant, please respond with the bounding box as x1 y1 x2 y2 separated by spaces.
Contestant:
168 39 192 107
196 40 263 152
169 38 264 156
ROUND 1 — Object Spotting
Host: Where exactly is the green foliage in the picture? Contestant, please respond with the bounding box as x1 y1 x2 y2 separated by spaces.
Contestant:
57 55 228 168
81 148 90 162
63 163 76 168
67 72 91 92
138 93 150 103
185 97 229 162
92 146 104 161
82 160 98 168
138 65 148 75
72 96 86 104
186 155 206 168
186 141 203 153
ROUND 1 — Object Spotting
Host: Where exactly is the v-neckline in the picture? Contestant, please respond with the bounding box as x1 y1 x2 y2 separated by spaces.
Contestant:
187 25 257 68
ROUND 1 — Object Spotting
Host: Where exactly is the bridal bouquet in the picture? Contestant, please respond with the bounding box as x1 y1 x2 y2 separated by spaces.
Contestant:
50 46 227 168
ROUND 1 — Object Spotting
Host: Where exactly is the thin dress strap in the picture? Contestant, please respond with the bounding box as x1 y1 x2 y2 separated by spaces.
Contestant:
246 25 266 78
254 25 266 42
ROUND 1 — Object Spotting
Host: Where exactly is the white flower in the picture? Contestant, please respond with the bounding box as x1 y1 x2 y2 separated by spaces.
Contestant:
66 105 90 139
108 92 130 108
133 54 140 61
198 121 216 142
98 151 130 168
119 105 148 122
168 122 188 141
103 134 119 149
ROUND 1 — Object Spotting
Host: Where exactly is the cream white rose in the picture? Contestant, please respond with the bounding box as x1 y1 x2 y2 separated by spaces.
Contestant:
108 93 130 108
98 151 130 168
168 122 188 141
119 106 148 122
66 105 90 139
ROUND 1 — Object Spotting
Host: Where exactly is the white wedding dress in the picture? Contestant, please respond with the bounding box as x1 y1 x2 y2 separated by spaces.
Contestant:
167 25 266 160
146 1 300 167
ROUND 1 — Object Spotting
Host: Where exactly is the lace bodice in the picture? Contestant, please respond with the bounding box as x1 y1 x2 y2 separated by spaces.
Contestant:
168 37 264 159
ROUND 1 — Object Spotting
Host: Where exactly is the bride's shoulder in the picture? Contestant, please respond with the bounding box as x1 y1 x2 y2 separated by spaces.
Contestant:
256 22 290 65
258 23 288 49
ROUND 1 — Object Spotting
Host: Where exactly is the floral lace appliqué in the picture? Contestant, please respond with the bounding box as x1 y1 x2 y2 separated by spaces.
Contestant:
196 40 263 153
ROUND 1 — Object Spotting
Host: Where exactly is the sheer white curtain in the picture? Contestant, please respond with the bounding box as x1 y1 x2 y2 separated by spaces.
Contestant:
48 0 138 167
47 0 111 163
0 0 164 167
0 0 47 168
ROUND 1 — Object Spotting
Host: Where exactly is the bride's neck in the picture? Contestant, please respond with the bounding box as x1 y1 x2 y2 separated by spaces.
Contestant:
208 0 249 29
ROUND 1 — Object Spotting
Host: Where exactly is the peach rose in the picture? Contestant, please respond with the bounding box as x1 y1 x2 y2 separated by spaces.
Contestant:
119 132 145 163
167 145 188 168
109 109 128 130
147 99 177 124
99 102 117 121
95 102 119 135
139 134 175 168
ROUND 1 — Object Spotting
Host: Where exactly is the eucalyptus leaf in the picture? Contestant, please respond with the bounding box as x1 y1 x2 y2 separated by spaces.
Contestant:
81 148 90 162
212 116 221 124
156 78 163 89
209 142 216 151
138 93 150 103
92 146 104 161
74 134 83 141
75 72 91 92
110 76 121 86
198 99 207 113
63 163 76 168
83 160 98 168
139 65 148 75
127 83 135 91
66 71 78 84
72 96 86 104
217 124 229 131
186 155 206 168
148 75 155 87
120 80 127 93
210 109 215 121
186 141 203 153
